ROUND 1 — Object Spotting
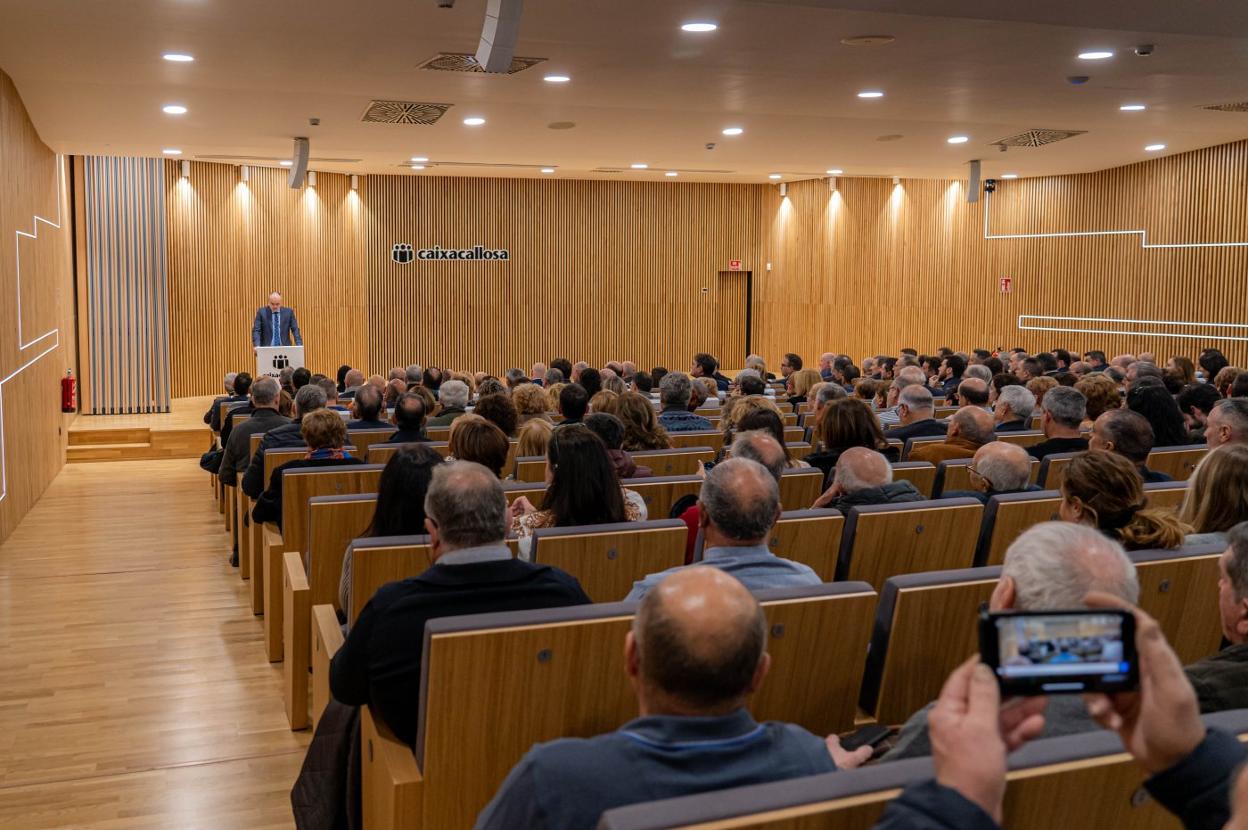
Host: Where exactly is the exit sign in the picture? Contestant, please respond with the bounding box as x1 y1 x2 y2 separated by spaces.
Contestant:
729 259 742 271
1000 276 1013 293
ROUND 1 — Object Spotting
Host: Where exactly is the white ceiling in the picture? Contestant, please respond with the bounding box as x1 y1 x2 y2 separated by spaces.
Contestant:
2 0 1247 182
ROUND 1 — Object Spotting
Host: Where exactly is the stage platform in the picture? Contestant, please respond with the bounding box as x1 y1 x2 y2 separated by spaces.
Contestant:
67 396 214 462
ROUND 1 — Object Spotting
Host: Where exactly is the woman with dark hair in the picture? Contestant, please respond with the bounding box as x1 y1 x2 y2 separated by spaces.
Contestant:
472 393 519 437
1127 383 1190 447
336 364 352 394
1059 451 1187 550
804 398 899 485
447 414 510 477
338 443 444 613
608 392 672 451
510 424 643 557
584 412 652 479
734 408 809 468
421 366 443 394
1199 348 1229 382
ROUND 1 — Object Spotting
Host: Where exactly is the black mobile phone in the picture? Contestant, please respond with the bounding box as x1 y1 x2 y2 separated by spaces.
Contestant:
839 724 892 752
703 461 716 472
978 609 1138 696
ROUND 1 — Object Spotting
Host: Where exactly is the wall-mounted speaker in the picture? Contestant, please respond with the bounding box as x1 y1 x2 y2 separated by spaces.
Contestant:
288 137 310 188
967 159 981 204
475 0 524 73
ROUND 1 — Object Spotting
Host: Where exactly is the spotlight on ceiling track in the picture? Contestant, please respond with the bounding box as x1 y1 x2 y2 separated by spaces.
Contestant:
180 160 190 178
350 174 359 190
239 165 249 182
779 182 787 196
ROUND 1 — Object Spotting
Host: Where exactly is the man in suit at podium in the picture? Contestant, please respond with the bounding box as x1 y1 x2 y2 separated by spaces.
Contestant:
251 292 302 348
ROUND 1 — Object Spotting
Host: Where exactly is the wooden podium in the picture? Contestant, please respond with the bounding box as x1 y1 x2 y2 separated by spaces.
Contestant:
256 346 305 379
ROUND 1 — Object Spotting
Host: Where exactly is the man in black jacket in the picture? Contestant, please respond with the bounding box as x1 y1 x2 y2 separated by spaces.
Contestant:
345 384 388 430
886 386 949 442
940 442 1041 504
205 371 252 432
241 383 327 499
1185 522 1248 713
1026 386 1089 460
329 461 591 748
387 393 430 444
218 377 288 487
1088 409 1173 482
812 447 925 514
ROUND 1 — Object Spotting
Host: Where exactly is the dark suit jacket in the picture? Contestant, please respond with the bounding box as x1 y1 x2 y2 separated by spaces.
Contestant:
205 394 248 431
387 429 430 444
252 456 365 530
241 420 306 499
220 403 255 448
887 418 949 441
1186 642 1248 714
329 557 591 747
219 408 290 486
994 418 1031 432
252 306 303 347
347 419 390 431
1027 436 1089 460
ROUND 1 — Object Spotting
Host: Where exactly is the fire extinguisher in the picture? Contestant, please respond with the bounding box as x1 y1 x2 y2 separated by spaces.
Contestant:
61 369 77 413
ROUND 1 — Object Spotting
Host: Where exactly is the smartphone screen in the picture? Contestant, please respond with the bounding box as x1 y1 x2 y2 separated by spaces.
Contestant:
979 610 1137 696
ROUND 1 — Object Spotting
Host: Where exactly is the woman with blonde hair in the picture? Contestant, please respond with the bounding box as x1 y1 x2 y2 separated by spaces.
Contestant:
589 389 618 413
1059 451 1188 550
1025 375 1058 410
512 383 553 425
610 391 672 451
545 382 567 413
786 368 822 406
1179 444 1248 546
695 376 721 409
601 372 627 396
517 417 554 458
1075 373 1122 426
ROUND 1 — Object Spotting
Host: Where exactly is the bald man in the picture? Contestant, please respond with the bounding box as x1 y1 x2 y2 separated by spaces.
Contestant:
251 291 302 348
812 446 924 514
477 568 871 830
940 442 1040 504
909 407 997 464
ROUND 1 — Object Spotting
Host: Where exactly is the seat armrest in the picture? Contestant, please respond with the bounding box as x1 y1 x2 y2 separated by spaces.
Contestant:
311 604 344 729
361 706 424 830
283 552 311 730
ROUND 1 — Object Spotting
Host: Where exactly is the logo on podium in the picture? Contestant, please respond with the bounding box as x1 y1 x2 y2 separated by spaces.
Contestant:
272 353 290 369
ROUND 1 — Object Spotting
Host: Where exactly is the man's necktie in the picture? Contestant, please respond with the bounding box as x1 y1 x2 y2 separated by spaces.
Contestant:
271 312 280 346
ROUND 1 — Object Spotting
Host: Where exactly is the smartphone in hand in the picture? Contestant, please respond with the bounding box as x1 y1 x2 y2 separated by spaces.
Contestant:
979 609 1138 696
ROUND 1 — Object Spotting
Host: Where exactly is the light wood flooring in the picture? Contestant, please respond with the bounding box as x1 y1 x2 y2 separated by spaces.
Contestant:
0 459 309 828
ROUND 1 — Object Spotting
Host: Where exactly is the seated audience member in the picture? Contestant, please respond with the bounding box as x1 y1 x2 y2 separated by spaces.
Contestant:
404 364 423 388
510 425 645 557
543 367 563 386
1088 408 1172 482
650 365 669 388
1215 366 1243 398
933 354 966 397
252 410 365 531
884 521 1139 760
1069 360 1092 377
556 383 590 426
387 367 405 383
877 368 926 427
812 446 924 513
1179 445 1248 547
887 385 949 441
585 412 652 479
447 414 510 478
1185 521 1248 713
963 363 993 384
691 351 732 391
1125 360 1165 393
421 366 443 394
676 430 787 558
988 372 1022 405
473 392 519 437
909 407 996 464
241 384 328 499
339 368 365 399
517 418 554 459
657 372 713 432
627 457 820 600
331 462 590 748
1128 383 1191 448
589 389 619 413
278 366 296 396
955 377 990 410
687 375 709 411
602 372 628 396
620 361 637 383
477 377 508 399
1110 354 1136 371
549 358 573 383
610 391 673 451
1059 451 1187 551
744 353 771 381
818 352 836 381
693 376 720 407
316 378 349 413
1075 372 1122 426
512 383 552 426
780 352 802 379
292 367 313 391
386 393 429 444
427 380 470 427
345 384 388 430
337 443 444 613
785 368 822 406
992 385 1036 432
335 364 352 394
1200 347 1231 382
812 379 848 416
383 378 407 409
476 566 871 829
736 371 768 397
631 370 653 395
852 378 881 405
941 441 1039 503
204 371 245 430
505 368 527 389
1027 386 1089 460
734 405 808 469
544 382 567 412
219 378 288 491
1025 375 1058 410
1206 398 1248 449
578 367 602 398
1177 381 1222 443
806 398 899 484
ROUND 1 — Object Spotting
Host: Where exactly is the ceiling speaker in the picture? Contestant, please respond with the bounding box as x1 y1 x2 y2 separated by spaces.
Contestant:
288 137 310 188
475 0 524 73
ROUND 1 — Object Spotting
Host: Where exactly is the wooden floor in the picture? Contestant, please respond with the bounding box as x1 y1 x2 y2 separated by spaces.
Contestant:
0 459 309 828
67 396 219 432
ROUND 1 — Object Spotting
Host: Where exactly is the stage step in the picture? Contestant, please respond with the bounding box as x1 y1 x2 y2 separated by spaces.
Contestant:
66 427 209 463
68 442 153 462
69 427 151 446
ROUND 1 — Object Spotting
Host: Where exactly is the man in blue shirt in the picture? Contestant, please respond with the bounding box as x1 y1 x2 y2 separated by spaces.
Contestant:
475 567 871 830
627 455 820 600
656 372 713 432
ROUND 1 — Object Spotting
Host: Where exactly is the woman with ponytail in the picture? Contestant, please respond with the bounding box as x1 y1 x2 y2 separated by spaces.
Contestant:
1058 451 1189 550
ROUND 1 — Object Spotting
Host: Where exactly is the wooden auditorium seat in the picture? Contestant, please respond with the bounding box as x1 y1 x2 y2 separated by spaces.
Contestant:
763 509 846 582
835 498 984 590
1036 451 1079 489
366 442 452 465
347 428 401 456
1130 541 1226 664
1146 444 1207 481
932 457 1040 497
528 519 688 602
777 467 824 510
667 431 726 451
890 461 936 498
512 446 717 482
900 436 946 461
995 430 1046 448
975 490 1062 567
1142 479 1188 511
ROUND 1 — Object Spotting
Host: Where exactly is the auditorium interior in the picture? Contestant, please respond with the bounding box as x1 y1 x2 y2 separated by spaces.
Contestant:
2 1 1248 828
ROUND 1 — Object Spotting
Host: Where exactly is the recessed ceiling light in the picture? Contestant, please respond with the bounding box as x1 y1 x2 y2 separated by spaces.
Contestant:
826 168 843 175
665 171 678 177
162 104 187 115
162 53 194 63
630 163 648 169
410 156 428 162
279 160 293 167
410 164 426 170
857 90 884 99
722 127 744 136
681 22 717 32
162 148 182 155
1078 50 1114 60
1119 104 1147 111
540 167 555 173
768 173 782 180
947 135 969 144
462 117 486 126
543 74 571 83
1144 143 1166 152
1002 173 1018 179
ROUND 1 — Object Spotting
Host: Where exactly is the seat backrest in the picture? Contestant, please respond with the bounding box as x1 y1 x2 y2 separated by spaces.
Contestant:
529 520 688 602
764 509 846 581
280 465 384 556
777 467 824 510
1037 450 1079 489
859 566 1000 723
426 426 451 441
306 493 378 609
890 461 936 498
976 490 1062 567
415 582 878 829
1143 480 1188 511
623 475 704 517
933 457 1040 497
365 441 451 466
667 431 725 451
1130 543 1226 664
837 498 983 590
629 446 717 477
345 429 396 455
901 436 945 460
995 430 1046 447
1147 444 1207 481
511 454 548 482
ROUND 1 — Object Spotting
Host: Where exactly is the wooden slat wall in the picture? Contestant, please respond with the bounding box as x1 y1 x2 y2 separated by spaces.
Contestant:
0 69 76 544
754 139 1248 366
82 156 171 413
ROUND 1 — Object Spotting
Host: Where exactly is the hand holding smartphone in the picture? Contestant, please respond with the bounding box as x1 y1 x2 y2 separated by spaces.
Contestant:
978 609 1138 696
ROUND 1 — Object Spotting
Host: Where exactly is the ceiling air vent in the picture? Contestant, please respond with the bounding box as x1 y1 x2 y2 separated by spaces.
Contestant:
362 100 451 125
992 128 1087 148
1201 101 1248 112
419 52 545 75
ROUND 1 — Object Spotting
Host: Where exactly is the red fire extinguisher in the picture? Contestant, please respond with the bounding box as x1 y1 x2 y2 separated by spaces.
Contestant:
61 369 77 413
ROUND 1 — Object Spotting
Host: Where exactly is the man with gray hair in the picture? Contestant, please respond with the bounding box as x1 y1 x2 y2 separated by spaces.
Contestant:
405 364 423 386
241 382 327 499
877 366 928 428
994 384 1036 432
813 446 924 514
1185 521 1248 713
219 377 288 489
203 371 240 424
884 522 1140 760
940 441 1040 504
346 383 389 430
733 368 768 397
888 385 949 441
505 368 528 389
428 379 470 427
543 366 564 387
1027 386 1089 460
657 371 713 432
1204 398 1248 450
963 364 993 384
626 457 819 600
812 381 848 418
330 461 590 747
530 362 548 385
909 407 996 464
744 353 774 381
